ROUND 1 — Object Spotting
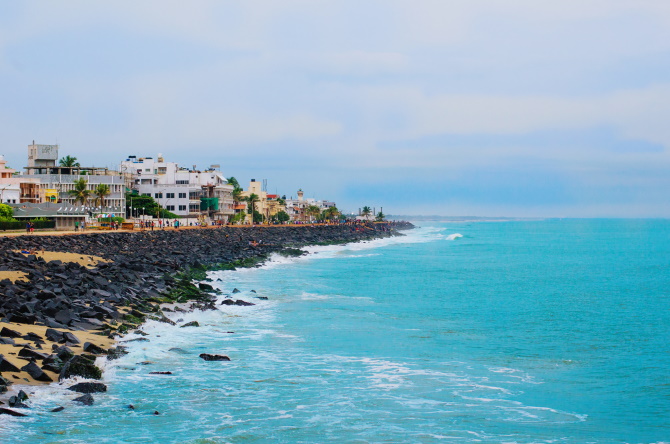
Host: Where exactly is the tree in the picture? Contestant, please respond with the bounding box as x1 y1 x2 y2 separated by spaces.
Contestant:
276 197 286 206
59 156 80 167
226 177 240 189
253 210 265 224
306 205 321 222
324 206 340 221
93 184 111 209
376 211 385 221
361 206 372 218
275 210 290 223
68 179 90 205
0 203 13 220
125 192 177 219
244 193 260 224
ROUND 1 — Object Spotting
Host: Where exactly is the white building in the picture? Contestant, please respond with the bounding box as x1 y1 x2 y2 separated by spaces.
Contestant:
120 154 234 221
19 143 125 216
284 189 336 222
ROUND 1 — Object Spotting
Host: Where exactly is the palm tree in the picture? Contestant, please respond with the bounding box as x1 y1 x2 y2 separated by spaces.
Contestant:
68 179 90 205
244 193 260 224
59 156 80 167
226 177 240 190
306 205 321 222
93 184 111 210
376 211 385 221
325 206 340 222
361 206 372 218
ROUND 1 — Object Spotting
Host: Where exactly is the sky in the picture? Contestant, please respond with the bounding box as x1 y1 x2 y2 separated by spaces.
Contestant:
1 1 669 217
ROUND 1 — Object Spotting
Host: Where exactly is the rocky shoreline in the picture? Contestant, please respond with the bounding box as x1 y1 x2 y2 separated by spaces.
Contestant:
0 221 413 414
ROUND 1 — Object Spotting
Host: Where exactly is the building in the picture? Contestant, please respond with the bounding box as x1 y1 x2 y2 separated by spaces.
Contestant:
9 202 86 231
239 179 268 223
120 154 234 222
19 143 125 217
0 155 41 204
283 189 337 222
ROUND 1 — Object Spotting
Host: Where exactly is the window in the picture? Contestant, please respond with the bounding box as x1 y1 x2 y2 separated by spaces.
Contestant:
178 193 186 199
178 205 187 211
176 180 189 185
142 193 150 197
189 204 199 212
166 193 175 198
166 205 175 211
155 193 163 199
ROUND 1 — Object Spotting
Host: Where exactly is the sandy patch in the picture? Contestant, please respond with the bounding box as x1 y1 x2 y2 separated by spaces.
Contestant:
15 250 110 268
0 322 114 387
0 271 28 283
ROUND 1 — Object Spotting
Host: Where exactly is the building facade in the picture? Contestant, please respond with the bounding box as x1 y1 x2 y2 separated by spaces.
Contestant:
120 155 234 221
0 155 41 204
19 143 125 217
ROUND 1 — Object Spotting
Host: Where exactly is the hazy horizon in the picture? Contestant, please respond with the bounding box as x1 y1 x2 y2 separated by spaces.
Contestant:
1 1 669 217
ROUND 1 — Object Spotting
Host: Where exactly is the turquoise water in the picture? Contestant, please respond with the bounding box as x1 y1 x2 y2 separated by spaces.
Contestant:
3 220 669 443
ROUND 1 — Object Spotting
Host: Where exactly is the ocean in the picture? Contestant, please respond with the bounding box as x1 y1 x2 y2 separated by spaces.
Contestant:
2 219 669 443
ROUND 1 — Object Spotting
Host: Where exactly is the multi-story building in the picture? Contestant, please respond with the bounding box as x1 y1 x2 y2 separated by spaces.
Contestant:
20 143 125 216
0 155 41 204
284 189 336 222
120 154 234 221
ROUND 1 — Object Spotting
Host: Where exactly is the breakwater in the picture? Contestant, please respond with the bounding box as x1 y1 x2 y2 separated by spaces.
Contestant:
0 222 412 331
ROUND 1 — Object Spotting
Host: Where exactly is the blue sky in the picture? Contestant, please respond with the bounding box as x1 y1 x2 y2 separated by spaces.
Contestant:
1 1 669 216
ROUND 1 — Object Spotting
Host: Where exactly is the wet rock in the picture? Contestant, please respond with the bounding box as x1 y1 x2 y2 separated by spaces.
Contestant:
149 371 173 375
72 394 94 406
59 356 102 381
168 347 188 354
0 408 27 417
51 406 65 412
232 288 240 293
68 382 107 394
180 321 200 328
199 353 231 361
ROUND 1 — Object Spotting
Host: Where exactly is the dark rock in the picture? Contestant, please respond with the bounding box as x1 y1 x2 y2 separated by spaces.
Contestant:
54 346 75 362
68 382 107 394
0 337 15 345
0 327 22 338
234 300 255 306
59 356 102 381
180 321 200 328
232 288 240 293
54 310 74 325
0 355 20 372
0 408 28 417
255 296 269 300
21 361 53 382
61 332 80 344
72 394 94 406
51 406 65 412
149 371 173 375
198 283 214 291
199 353 231 361
82 342 106 355
18 347 49 361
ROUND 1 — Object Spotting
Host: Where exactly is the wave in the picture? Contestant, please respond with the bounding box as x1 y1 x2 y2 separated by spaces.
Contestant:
446 233 463 240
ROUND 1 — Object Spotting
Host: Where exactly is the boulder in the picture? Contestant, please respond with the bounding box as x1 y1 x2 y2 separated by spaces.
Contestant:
0 355 20 373
180 321 200 328
62 332 80 345
0 408 27 417
51 406 65 412
72 394 94 406
21 361 53 382
82 342 106 355
199 353 231 362
0 327 22 338
59 356 102 381
67 382 107 394
46 328 66 343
